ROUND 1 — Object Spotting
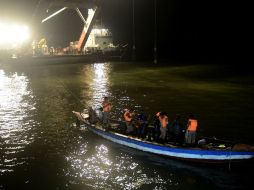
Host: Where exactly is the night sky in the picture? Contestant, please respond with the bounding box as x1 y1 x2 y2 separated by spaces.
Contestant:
0 0 248 62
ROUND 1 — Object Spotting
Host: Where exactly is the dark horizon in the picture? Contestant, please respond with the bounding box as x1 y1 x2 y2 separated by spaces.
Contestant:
0 0 248 63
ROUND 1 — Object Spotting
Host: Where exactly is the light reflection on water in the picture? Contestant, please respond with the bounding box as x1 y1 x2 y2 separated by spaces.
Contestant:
81 63 141 119
66 141 177 190
0 70 36 173
81 63 111 108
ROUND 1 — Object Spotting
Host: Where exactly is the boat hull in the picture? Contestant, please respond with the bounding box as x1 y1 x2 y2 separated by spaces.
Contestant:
86 124 254 163
1 53 126 66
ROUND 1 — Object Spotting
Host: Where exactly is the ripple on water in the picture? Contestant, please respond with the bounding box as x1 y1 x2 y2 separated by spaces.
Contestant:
0 70 36 174
65 140 179 190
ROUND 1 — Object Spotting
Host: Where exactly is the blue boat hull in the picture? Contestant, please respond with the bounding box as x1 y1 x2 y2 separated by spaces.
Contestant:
86 124 254 163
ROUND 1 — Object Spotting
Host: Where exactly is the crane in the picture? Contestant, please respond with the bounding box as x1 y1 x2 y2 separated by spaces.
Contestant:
41 0 100 52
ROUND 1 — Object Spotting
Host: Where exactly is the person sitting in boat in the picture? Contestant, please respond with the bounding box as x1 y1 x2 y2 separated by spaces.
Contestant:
136 112 148 139
96 107 103 121
158 112 169 143
124 108 134 134
184 114 198 145
172 115 183 144
102 97 112 129
88 106 97 124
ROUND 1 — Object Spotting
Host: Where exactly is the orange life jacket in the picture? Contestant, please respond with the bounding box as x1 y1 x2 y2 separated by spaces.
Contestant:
187 119 198 132
159 115 168 128
124 111 132 122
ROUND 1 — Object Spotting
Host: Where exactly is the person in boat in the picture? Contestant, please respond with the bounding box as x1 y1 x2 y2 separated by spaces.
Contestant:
102 97 112 129
136 112 148 139
184 114 198 145
97 107 103 121
152 111 161 141
144 112 159 141
88 106 97 124
158 112 169 143
172 115 183 144
123 108 135 134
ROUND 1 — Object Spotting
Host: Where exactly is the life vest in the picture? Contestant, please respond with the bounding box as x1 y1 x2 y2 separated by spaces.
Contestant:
124 111 132 122
187 119 198 132
159 115 168 128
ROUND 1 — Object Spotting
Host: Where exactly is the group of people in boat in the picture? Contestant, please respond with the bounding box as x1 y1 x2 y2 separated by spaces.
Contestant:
121 108 198 145
87 97 198 145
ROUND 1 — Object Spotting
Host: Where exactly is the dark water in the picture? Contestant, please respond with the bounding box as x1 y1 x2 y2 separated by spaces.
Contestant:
0 61 254 190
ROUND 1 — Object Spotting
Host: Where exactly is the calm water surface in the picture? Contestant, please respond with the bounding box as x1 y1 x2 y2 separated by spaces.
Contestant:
0 61 253 190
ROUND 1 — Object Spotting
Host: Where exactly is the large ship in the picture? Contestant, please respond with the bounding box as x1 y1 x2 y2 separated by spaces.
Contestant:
1 1 129 65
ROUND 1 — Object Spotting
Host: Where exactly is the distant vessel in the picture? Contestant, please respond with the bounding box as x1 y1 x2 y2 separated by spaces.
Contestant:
35 6 128 61
1 4 129 65
62 25 128 59
84 26 125 55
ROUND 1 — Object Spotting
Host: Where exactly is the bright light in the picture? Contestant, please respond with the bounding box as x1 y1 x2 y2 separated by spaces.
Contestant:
0 22 30 48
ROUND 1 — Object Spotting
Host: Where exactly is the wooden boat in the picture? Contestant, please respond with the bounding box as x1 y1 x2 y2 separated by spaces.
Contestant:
73 111 254 163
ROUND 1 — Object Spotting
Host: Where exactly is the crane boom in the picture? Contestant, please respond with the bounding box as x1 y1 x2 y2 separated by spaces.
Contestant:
77 7 100 52
41 0 101 52
41 7 68 23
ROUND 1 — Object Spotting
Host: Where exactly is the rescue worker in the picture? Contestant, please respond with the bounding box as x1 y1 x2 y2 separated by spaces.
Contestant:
124 108 134 134
185 114 198 145
159 112 169 143
88 106 97 124
153 111 161 141
97 107 103 121
172 115 183 144
102 97 112 129
136 112 148 139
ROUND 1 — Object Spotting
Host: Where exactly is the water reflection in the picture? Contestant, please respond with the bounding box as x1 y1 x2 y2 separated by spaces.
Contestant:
0 70 36 173
81 63 111 108
80 63 142 118
66 140 176 190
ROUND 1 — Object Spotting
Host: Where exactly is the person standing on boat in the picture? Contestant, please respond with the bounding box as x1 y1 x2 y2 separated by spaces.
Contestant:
152 111 161 142
159 112 169 143
185 114 198 145
124 108 134 134
136 112 148 139
102 97 112 129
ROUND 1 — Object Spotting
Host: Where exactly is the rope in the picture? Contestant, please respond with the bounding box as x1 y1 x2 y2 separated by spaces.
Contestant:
55 78 85 107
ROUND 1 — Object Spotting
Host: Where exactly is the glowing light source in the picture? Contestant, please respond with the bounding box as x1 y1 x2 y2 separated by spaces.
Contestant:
0 22 30 48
